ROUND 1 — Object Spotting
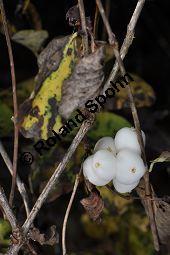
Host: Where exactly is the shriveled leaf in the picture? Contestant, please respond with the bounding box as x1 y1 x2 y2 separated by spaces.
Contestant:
58 46 104 119
29 225 58 246
19 33 79 139
19 33 105 140
66 5 80 26
12 30 48 55
80 191 104 222
66 5 93 34
87 112 131 140
114 73 155 109
136 180 170 249
154 200 170 245
149 151 170 172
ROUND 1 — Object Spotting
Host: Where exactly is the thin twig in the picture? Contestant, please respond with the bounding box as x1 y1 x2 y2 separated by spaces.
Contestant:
8 116 95 254
96 0 159 251
78 0 88 55
0 141 30 216
62 170 82 255
0 186 17 230
93 5 99 39
0 0 19 207
102 0 146 90
102 0 111 41
22 118 93 233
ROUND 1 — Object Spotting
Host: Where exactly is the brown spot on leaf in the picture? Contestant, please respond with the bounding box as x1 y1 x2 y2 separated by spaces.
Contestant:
47 97 59 136
30 106 40 117
67 48 73 56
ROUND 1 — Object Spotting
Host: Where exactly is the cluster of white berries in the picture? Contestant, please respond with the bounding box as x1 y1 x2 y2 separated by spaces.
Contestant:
83 127 146 193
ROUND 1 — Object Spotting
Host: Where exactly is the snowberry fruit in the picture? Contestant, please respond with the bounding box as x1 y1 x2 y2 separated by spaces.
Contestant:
115 149 145 185
92 150 116 181
94 137 116 155
113 179 139 193
114 127 145 154
83 155 110 186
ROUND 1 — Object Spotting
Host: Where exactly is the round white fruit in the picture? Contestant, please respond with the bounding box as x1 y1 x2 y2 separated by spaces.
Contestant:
92 150 116 181
115 149 146 185
114 127 145 154
94 137 116 155
83 155 110 186
113 179 139 193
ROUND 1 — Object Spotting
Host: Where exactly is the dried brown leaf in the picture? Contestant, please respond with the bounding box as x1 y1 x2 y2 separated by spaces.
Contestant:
18 34 104 139
80 190 104 222
66 5 80 26
29 225 58 246
59 46 105 119
66 4 92 32
154 200 170 245
136 180 170 247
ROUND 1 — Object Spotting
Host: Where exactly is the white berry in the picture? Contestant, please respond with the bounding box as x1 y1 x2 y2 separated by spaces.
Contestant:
94 137 116 155
83 155 110 186
115 149 146 185
92 150 116 181
113 179 139 193
114 127 145 154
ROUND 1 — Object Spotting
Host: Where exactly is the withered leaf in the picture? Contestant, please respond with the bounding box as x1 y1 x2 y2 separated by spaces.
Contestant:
66 5 92 33
80 190 104 222
136 180 170 249
66 5 80 26
154 200 170 245
19 33 105 140
29 225 58 246
59 46 104 119
18 33 79 139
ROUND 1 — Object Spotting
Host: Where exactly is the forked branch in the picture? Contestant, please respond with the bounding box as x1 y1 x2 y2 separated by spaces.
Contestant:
0 0 19 207
7 116 95 254
0 141 30 216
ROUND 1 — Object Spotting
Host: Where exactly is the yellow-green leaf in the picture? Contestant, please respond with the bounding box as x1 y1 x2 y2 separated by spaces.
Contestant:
114 73 156 109
19 33 78 140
